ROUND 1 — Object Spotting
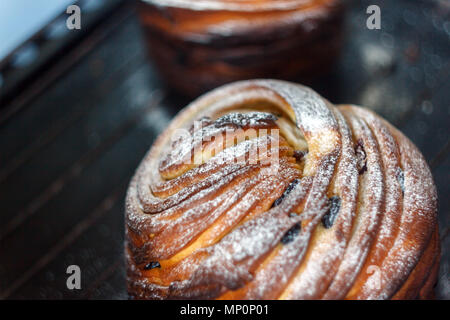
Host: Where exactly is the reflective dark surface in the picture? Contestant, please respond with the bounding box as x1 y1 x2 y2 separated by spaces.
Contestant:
0 0 448 299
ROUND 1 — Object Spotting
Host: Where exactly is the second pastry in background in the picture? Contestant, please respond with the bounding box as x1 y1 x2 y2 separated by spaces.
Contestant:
137 0 345 97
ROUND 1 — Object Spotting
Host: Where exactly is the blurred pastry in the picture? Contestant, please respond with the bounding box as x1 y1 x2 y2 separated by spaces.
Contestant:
137 0 345 96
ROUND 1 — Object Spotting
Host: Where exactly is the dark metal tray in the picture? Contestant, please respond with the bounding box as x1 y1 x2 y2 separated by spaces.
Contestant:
0 0 448 299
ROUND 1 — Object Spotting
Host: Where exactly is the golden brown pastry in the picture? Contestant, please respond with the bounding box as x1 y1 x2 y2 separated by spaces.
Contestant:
125 80 439 299
137 0 344 96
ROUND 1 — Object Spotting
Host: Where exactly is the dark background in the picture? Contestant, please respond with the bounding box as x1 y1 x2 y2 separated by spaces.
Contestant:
0 0 448 299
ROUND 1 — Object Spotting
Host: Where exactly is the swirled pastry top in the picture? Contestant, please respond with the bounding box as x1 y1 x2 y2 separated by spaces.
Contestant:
125 80 439 300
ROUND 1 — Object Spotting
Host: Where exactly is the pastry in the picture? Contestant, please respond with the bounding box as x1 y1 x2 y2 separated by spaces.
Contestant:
125 79 439 299
137 0 345 96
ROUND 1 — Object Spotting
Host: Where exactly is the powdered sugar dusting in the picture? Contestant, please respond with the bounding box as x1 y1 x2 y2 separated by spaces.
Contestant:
125 80 439 300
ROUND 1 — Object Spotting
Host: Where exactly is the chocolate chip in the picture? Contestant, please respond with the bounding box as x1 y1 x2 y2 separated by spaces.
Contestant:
397 168 405 194
272 179 300 207
293 150 307 162
355 140 367 174
281 223 301 244
322 196 341 229
144 261 161 270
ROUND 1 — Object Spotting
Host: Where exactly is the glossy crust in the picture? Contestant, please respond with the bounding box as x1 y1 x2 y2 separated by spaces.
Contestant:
125 80 439 299
137 0 344 96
